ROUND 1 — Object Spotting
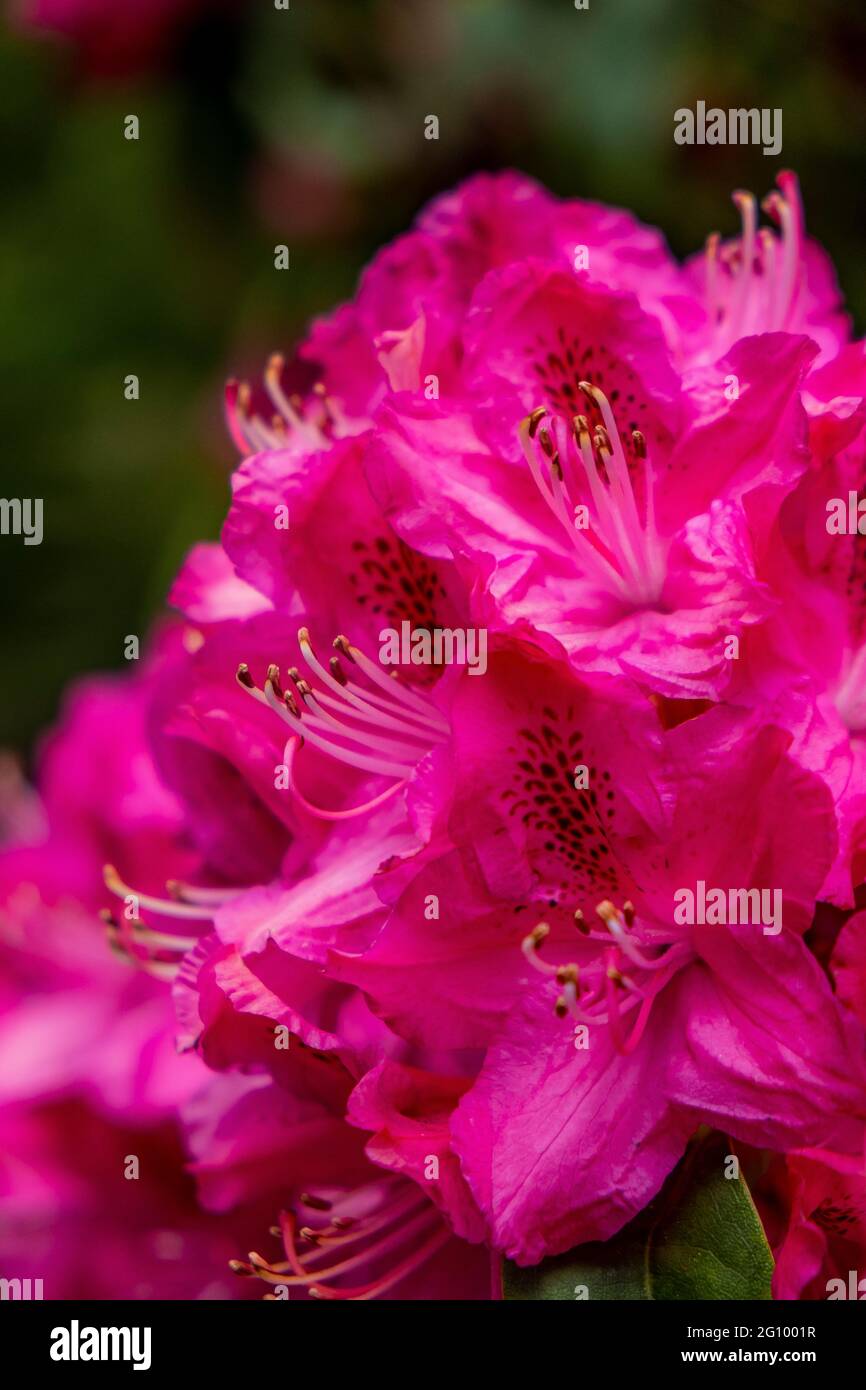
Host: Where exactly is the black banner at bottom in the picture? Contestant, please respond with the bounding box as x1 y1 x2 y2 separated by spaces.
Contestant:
2 1296 863 1375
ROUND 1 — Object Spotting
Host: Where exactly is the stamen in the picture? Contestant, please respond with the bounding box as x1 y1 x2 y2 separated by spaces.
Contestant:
101 913 180 981
234 1191 444 1301
522 922 561 976
705 172 805 352
103 865 215 921
224 381 252 454
519 388 667 608
237 629 451 806
264 354 313 437
165 881 243 906
283 738 408 821
225 353 351 459
525 898 686 1048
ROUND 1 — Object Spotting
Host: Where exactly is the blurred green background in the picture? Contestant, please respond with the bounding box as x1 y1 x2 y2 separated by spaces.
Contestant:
2 0 866 759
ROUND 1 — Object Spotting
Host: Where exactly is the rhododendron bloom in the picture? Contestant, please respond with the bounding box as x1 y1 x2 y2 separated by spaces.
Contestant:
4 167 866 1301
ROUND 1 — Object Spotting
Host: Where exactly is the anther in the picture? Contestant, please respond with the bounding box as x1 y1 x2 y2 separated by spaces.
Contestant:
596 900 618 927
329 656 348 686
267 664 284 701
300 1193 332 1212
594 426 611 454
574 907 589 935
572 414 591 443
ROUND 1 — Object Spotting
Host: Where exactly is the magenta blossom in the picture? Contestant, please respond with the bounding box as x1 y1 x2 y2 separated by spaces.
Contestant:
771 1146 866 1300
6 168 866 1298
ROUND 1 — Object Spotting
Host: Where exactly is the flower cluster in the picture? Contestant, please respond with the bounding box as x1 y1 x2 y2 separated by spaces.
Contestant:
3 170 866 1300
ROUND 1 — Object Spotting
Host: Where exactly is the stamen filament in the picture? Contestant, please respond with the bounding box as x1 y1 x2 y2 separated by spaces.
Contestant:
103 866 214 920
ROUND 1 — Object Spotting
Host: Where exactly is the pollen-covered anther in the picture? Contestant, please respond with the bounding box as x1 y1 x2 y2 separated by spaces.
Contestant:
299 1192 332 1212
577 379 600 404
573 906 590 934
595 899 621 927
554 964 580 1018
572 414 591 446
522 917 547 961
593 424 612 454
266 663 284 701
329 656 348 686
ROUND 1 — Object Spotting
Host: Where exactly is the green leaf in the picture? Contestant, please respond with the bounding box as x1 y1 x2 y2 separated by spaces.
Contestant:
502 1133 774 1300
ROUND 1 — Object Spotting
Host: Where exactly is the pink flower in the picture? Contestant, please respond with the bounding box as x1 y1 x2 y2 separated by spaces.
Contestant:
0 641 272 1299
0 632 207 1118
5 167 866 1298
770 1147 866 1300
324 641 865 1261
727 345 866 906
183 1059 490 1299
0 1101 269 1299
